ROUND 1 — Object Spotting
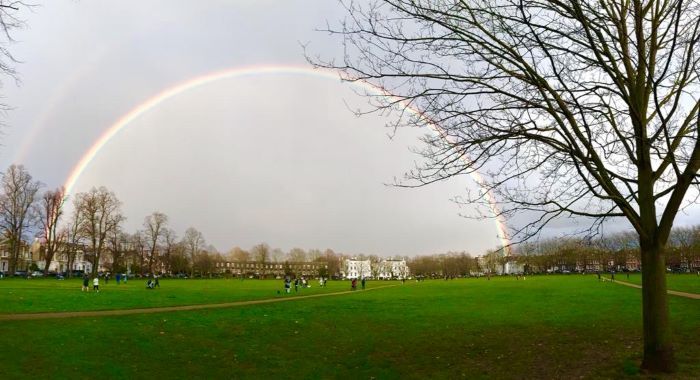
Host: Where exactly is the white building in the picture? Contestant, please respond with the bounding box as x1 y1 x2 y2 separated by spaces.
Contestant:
342 259 372 279
377 259 409 279
476 254 524 275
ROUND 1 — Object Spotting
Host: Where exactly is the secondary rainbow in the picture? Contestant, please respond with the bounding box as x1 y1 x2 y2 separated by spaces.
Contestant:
62 64 512 250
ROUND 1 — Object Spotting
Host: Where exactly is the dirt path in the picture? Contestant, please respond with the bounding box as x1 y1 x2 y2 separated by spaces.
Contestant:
0 284 398 321
607 278 700 300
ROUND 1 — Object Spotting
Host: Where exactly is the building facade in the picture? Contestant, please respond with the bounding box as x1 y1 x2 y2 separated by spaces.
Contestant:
376 259 410 279
0 242 32 273
215 261 328 278
341 259 372 279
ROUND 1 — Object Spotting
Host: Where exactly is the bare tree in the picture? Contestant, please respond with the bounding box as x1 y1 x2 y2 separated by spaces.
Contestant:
270 247 285 263
130 231 146 274
63 208 83 277
228 246 250 262
182 227 204 277
0 2 33 111
143 211 168 274
0 164 41 273
287 247 307 262
323 248 341 277
73 186 123 276
314 0 700 371
36 187 66 275
107 229 131 273
161 228 177 274
168 242 190 275
307 248 323 262
251 242 270 278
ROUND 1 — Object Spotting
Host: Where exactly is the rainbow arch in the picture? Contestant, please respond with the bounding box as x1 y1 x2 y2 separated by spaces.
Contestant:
62 64 511 250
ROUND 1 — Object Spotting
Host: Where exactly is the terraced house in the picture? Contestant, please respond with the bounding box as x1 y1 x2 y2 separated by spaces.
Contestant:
215 260 329 278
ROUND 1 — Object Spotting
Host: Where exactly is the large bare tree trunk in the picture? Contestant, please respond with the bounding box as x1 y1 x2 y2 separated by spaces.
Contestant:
640 239 675 372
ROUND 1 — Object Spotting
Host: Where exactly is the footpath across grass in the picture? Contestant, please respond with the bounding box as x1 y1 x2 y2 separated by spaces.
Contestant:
0 275 698 379
619 273 700 294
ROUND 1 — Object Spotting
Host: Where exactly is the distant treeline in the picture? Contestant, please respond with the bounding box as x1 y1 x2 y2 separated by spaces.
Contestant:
407 226 700 277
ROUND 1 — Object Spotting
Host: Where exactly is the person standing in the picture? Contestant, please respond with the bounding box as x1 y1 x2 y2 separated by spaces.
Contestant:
82 274 89 292
284 277 291 294
361 277 366 290
154 275 160 288
93 277 100 293
294 278 299 293
351 278 357 290
123 273 128 284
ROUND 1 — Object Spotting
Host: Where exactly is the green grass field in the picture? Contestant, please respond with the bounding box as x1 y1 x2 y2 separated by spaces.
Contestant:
0 275 698 379
0 277 352 314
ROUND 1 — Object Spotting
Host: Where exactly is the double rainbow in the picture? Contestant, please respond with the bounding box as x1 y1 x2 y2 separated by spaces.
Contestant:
61 64 511 250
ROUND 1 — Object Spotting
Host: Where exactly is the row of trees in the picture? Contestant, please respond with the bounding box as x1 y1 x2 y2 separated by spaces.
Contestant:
0 165 408 278
0 164 221 276
517 227 700 274
406 227 700 278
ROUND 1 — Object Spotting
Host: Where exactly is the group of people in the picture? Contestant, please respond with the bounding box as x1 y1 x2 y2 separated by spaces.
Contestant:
350 277 366 290
81 274 100 292
281 276 370 292
146 275 160 289
80 272 164 292
282 276 330 294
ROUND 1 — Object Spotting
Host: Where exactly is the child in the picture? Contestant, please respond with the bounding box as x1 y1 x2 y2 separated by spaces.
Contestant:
93 277 100 292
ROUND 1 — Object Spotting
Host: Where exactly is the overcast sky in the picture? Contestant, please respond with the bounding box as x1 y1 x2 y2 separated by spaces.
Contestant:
0 1 506 256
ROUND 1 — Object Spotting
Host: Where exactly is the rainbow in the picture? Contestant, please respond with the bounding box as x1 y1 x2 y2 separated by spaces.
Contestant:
62 64 511 251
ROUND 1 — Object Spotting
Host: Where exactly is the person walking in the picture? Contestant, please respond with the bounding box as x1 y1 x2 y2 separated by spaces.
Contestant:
123 273 128 284
361 277 366 290
284 277 291 294
351 278 357 291
154 275 160 288
93 277 100 293
294 278 299 293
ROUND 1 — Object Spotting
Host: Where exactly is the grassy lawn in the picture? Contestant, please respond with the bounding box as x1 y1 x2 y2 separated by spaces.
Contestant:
0 275 698 379
0 277 354 314
619 273 700 294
